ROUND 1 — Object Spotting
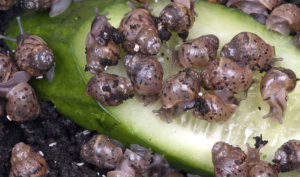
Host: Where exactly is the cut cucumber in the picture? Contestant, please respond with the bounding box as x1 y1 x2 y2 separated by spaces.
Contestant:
5 0 300 176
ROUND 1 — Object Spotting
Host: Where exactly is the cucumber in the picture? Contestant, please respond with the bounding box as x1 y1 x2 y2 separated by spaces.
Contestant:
5 0 300 176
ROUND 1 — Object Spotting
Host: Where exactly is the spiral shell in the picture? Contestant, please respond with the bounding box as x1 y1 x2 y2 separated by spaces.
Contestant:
266 3 300 35
260 67 297 123
0 0 16 11
9 142 47 177
16 35 55 77
6 82 40 122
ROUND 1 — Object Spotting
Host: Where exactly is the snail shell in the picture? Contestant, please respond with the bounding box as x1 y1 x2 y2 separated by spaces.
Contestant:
119 7 161 55
266 3 300 35
20 0 55 10
200 57 253 93
16 35 55 77
260 67 297 123
6 82 40 122
81 134 124 169
159 2 195 34
124 148 151 173
0 0 16 10
10 142 47 177
292 31 300 49
0 53 17 83
176 34 219 68
221 32 274 71
90 10 113 46
86 73 134 106
107 160 136 177
274 140 300 172
212 141 248 177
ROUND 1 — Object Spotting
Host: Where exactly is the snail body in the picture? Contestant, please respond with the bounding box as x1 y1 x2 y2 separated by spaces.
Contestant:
221 32 274 71
174 34 219 68
266 3 300 35
119 5 161 55
260 67 297 123
124 54 163 105
10 142 47 177
81 134 124 169
200 57 253 94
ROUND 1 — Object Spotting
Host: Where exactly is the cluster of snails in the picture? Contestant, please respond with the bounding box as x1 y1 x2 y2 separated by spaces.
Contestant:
85 0 298 124
212 136 300 177
0 0 83 17
80 134 195 177
204 0 300 49
0 16 55 122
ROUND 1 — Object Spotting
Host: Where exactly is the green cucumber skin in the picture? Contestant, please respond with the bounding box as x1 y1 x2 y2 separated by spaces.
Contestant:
5 1 300 176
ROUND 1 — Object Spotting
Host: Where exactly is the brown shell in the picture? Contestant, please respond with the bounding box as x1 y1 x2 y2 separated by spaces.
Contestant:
221 32 274 71
212 141 248 177
119 8 161 55
15 35 55 76
80 134 124 169
160 2 195 34
124 148 151 173
274 140 300 172
260 67 297 123
0 0 16 10
86 73 134 106
248 161 278 177
90 10 113 46
0 53 17 83
21 0 53 10
85 32 120 74
161 68 201 109
292 31 300 49
201 57 253 93
193 93 238 122
9 142 47 177
176 34 219 68
165 172 185 177
107 160 136 177
266 4 300 35
6 82 40 122
124 54 163 98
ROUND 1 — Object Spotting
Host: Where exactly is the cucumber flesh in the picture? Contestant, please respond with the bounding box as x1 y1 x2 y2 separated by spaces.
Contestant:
6 1 300 176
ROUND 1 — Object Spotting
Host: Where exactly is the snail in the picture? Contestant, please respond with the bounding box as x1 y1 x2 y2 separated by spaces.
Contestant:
107 160 136 177
0 52 18 83
221 32 279 71
260 67 298 123
0 0 16 11
119 2 161 55
200 57 253 95
0 71 40 122
226 0 283 24
80 134 124 169
273 140 300 173
266 3 300 35
85 9 121 74
85 73 134 106
193 90 240 123
124 148 151 173
246 140 278 177
144 154 173 177
159 0 196 39
153 68 201 122
0 17 55 81
20 0 76 17
292 31 300 49
124 54 163 105
173 34 219 68
9 142 47 177
212 141 248 177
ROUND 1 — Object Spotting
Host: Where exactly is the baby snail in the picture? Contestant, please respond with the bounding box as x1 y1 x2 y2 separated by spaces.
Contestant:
0 71 40 122
119 2 161 55
80 134 124 169
86 73 134 106
260 67 298 123
212 141 248 177
193 90 240 123
0 0 16 11
273 140 300 173
124 54 163 105
0 52 18 83
20 0 75 17
153 68 201 122
0 17 55 81
221 32 279 71
172 34 219 68
10 142 47 177
200 57 254 95
85 9 121 74
266 3 300 35
159 0 196 39
226 0 283 24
